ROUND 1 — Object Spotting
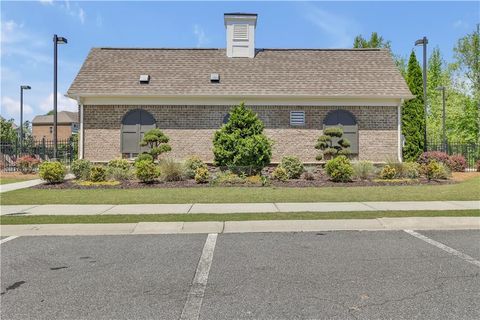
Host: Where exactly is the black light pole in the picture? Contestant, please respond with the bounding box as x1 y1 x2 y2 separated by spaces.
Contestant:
436 86 446 152
53 34 67 159
20 85 31 152
415 36 428 151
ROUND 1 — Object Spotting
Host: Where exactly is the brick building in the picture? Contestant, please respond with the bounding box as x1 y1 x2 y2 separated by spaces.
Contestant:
68 13 413 163
32 111 79 141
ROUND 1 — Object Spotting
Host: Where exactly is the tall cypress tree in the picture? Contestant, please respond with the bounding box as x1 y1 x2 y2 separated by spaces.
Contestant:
402 51 425 161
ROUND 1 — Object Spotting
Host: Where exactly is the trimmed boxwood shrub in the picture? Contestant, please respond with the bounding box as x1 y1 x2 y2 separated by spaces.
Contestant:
71 159 92 180
108 159 130 170
271 166 288 182
135 160 160 183
136 152 154 163
280 156 304 179
89 166 107 182
325 155 353 182
39 161 66 184
185 155 207 179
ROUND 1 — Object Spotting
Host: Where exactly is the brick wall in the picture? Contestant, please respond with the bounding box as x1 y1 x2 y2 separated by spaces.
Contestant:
83 105 398 163
32 124 73 141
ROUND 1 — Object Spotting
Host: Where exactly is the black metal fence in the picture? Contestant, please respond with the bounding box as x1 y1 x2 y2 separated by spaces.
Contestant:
426 140 480 170
0 138 77 172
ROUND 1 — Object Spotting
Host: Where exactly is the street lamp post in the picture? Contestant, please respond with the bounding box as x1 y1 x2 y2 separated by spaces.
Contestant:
20 85 31 152
436 86 447 152
415 36 428 151
53 34 67 159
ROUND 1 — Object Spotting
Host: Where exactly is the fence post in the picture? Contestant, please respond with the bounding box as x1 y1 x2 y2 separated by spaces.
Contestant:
42 137 46 160
69 137 73 164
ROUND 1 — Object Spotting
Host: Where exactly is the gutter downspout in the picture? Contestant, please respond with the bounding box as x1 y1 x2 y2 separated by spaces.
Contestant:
398 99 404 162
76 97 84 160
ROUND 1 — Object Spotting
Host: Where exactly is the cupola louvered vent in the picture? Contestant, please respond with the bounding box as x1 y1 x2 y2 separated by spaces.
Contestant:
233 24 249 40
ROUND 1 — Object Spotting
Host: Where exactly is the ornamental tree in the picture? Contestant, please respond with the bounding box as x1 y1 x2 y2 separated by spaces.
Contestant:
140 128 172 159
315 127 350 161
213 102 272 174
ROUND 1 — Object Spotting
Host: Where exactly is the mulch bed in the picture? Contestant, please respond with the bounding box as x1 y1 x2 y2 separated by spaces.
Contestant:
33 176 454 190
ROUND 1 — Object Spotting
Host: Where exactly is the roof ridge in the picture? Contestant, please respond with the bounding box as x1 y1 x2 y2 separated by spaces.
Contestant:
96 47 386 52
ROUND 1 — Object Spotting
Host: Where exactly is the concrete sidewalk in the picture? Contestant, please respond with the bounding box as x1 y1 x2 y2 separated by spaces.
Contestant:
1 201 478 216
1 217 479 236
0 179 43 193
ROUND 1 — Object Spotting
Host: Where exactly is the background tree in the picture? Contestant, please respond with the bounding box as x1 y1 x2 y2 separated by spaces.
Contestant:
353 32 391 48
452 24 480 98
0 117 18 144
213 102 272 174
140 128 172 159
402 51 426 161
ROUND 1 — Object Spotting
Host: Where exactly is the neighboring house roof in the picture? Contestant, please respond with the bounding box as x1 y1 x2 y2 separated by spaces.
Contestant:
32 111 78 125
67 48 413 99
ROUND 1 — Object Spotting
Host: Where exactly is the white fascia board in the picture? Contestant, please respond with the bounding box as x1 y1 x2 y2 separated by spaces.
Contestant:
76 95 404 107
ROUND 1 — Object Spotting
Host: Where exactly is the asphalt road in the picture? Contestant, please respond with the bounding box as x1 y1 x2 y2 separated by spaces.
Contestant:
1 231 479 320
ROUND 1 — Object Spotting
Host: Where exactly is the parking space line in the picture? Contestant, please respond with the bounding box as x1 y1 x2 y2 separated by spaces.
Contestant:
180 233 218 320
0 236 18 244
404 230 480 268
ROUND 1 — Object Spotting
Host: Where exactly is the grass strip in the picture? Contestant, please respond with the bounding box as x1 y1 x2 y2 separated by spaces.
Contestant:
1 210 478 225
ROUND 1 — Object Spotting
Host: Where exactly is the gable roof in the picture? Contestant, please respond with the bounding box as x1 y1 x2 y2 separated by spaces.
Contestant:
32 111 78 125
68 48 413 99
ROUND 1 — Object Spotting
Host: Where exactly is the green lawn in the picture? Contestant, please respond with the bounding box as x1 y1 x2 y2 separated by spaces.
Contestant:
1 177 479 204
0 177 36 185
1 210 478 225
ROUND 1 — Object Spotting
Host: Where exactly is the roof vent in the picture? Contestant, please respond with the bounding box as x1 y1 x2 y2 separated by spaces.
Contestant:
210 73 220 83
139 74 150 84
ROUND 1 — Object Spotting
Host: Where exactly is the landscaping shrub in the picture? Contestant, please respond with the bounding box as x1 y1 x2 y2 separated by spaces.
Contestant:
71 159 92 180
315 127 350 160
477 160 480 172
213 171 245 185
324 155 353 182
108 159 130 170
16 156 40 174
159 159 185 182
303 171 315 181
271 166 288 182
379 165 397 180
245 175 262 184
280 156 304 179
352 161 375 180
194 167 210 184
213 102 272 174
107 166 134 181
89 166 107 182
417 151 450 166
135 160 160 183
425 160 450 180
402 162 421 179
185 155 207 179
448 155 467 172
39 161 66 184
140 128 172 159
136 153 154 163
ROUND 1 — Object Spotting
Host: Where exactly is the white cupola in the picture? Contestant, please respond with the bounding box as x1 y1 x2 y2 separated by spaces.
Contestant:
224 13 257 58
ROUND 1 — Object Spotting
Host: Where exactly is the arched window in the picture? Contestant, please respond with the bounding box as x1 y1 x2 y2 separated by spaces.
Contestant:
121 109 156 157
323 109 358 154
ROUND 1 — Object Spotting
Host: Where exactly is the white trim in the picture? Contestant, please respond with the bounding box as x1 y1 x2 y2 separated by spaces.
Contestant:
79 103 84 159
397 99 403 162
78 95 404 107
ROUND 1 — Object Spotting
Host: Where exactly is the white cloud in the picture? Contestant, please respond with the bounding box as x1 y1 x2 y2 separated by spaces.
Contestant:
59 0 86 24
78 8 85 24
303 4 358 48
39 93 78 113
193 24 209 48
38 0 53 5
1 96 33 120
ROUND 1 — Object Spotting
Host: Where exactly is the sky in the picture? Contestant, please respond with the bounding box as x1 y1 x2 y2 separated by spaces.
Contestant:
1 0 479 124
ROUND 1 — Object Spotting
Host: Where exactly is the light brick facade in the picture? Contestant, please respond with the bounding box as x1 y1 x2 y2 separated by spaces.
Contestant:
32 124 75 141
82 105 399 163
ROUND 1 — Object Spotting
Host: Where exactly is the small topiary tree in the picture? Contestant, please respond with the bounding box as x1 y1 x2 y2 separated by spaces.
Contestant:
213 102 272 174
315 127 350 161
140 128 172 159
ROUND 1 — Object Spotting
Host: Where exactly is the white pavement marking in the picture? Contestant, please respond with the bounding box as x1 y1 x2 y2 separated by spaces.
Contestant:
180 233 218 320
404 229 480 268
0 236 18 244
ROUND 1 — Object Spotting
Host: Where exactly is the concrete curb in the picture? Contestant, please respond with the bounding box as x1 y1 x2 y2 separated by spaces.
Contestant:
1 217 478 236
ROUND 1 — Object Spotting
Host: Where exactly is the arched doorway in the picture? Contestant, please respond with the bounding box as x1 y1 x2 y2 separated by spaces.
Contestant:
323 109 358 154
121 109 156 157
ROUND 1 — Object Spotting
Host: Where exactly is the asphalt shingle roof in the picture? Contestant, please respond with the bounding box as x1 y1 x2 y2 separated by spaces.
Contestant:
68 48 413 99
32 111 78 124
